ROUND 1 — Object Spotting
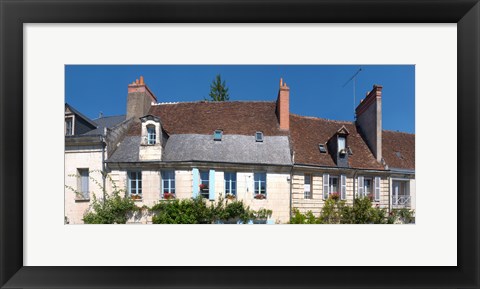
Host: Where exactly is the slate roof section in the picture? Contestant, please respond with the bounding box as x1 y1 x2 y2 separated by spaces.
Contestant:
65 103 98 128
84 115 126 136
289 114 384 170
382 130 415 170
107 136 141 162
127 101 288 136
163 134 292 165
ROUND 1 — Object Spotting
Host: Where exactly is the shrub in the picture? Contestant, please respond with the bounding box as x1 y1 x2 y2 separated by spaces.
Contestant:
290 196 414 224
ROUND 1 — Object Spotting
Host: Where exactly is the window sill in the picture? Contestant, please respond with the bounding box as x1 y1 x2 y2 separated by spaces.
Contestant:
74 198 90 202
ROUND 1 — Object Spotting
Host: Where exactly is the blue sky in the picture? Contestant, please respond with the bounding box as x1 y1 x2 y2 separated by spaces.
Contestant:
65 65 415 133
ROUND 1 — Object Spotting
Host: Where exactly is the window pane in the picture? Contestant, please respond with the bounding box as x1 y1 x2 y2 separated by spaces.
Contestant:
338 137 345 151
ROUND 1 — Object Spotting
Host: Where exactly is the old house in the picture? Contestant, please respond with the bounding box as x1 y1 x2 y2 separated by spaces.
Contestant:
65 76 415 224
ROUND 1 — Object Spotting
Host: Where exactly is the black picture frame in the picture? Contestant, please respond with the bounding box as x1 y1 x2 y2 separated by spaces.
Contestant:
1 0 479 288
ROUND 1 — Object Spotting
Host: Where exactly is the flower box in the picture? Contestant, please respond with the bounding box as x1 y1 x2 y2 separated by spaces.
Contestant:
163 192 176 200
254 194 266 200
225 193 236 200
131 194 142 200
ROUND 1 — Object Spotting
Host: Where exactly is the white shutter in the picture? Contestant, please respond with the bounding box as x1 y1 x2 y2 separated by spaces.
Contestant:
323 174 329 200
358 176 364 198
341 175 347 200
374 176 381 201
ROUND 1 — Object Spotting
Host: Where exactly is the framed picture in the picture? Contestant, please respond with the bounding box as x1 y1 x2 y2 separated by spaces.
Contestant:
1 0 478 288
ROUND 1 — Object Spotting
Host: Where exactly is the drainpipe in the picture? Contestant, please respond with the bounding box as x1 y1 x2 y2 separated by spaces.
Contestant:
101 132 107 204
289 165 293 222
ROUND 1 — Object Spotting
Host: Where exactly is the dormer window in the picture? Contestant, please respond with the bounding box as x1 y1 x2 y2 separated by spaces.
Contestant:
147 125 156 145
338 136 346 154
140 115 161 146
255 132 264 142
214 130 223 141
65 117 73 136
319 144 327 153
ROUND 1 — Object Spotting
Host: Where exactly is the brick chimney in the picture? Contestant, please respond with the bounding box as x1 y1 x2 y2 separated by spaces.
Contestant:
276 78 290 130
355 84 383 162
126 76 158 122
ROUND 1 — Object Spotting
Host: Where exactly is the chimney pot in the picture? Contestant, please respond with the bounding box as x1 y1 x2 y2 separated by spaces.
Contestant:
280 78 283 87
140 76 144 85
136 79 139 84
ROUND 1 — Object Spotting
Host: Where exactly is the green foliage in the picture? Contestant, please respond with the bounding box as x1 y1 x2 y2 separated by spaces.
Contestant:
207 74 230 101
66 170 141 224
388 208 416 224
150 194 271 224
82 191 139 224
290 195 415 224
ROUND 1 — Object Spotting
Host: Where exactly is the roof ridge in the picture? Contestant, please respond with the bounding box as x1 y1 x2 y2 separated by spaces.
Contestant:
383 129 415 135
93 114 126 120
290 113 353 125
153 100 276 105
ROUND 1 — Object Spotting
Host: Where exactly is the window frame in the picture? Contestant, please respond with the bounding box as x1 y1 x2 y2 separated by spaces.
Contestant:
127 171 142 196
214 130 223 141
304 173 312 199
224 172 237 196
255 131 264 142
199 170 210 199
77 168 89 199
161 170 176 197
253 172 267 197
147 125 156 145
65 117 73 136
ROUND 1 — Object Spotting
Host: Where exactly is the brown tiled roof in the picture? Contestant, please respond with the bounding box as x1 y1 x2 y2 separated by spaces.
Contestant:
382 130 415 170
290 114 384 170
127 101 288 136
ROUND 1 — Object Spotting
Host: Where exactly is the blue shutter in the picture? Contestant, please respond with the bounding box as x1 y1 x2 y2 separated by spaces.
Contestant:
374 177 381 201
209 169 215 200
192 168 199 198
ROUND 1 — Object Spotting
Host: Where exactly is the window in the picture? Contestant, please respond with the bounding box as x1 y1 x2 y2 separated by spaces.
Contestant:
214 130 223 141
77 168 89 199
392 180 410 207
254 172 266 197
128 171 142 196
255 132 264 142
147 125 156 145
364 178 373 197
199 170 209 198
65 118 73 136
318 144 327 153
161 170 175 197
329 176 339 195
304 174 312 199
338 136 346 152
224 172 237 196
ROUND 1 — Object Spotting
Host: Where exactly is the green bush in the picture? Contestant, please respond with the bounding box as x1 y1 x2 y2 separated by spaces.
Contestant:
82 190 139 224
290 195 414 224
150 195 272 224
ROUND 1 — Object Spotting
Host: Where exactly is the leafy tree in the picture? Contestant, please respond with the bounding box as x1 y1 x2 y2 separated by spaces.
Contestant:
207 74 230 101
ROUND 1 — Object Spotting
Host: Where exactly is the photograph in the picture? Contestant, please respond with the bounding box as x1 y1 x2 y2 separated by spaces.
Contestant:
65 65 415 225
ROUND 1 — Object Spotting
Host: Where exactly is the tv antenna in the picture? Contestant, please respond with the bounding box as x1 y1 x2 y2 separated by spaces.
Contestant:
342 67 363 119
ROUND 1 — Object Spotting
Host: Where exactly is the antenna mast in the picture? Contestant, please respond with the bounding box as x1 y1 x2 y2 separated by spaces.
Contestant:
342 68 363 119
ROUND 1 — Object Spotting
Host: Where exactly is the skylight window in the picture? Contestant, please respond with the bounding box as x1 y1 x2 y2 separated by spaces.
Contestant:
214 130 223 141
319 144 327 153
255 132 264 142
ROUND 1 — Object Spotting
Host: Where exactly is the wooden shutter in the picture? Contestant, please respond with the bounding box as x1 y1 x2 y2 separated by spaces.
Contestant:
323 174 329 200
209 169 215 200
192 168 199 198
358 176 364 198
341 175 347 200
374 176 381 201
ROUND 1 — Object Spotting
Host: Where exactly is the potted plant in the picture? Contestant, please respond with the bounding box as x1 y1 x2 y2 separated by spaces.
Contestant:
163 192 175 200
225 193 236 200
254 194 266 200
199 183 209 192
131 194 142 200
329 192 340 201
